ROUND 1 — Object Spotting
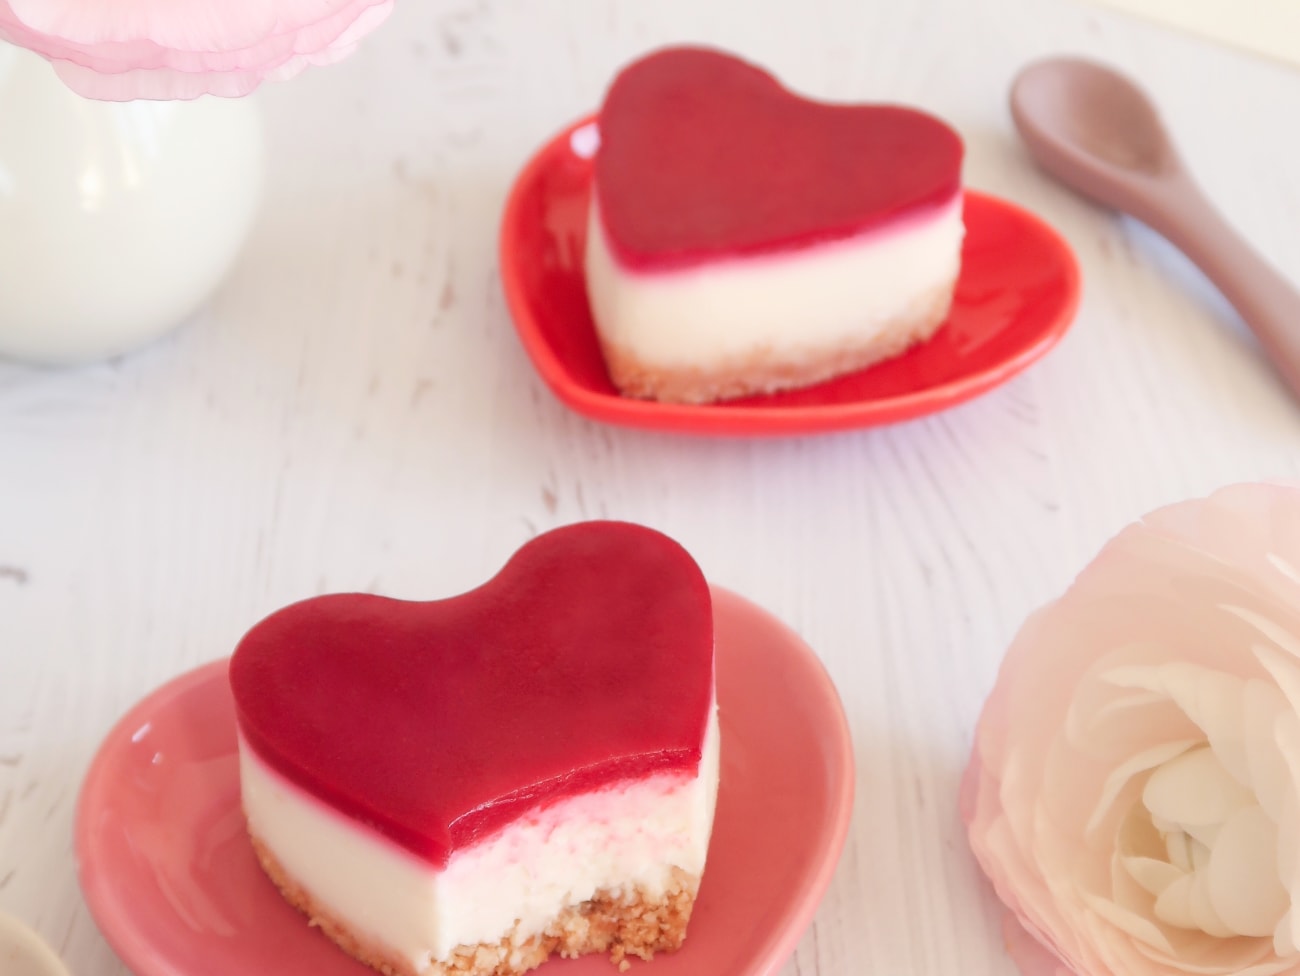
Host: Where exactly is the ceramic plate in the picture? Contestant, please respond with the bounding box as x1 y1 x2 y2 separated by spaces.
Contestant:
76 585 854 976
499 117 1081 436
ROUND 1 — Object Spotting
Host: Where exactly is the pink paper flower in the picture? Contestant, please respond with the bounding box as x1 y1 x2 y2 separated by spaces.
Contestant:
964 483 1300 976
0 0 393 100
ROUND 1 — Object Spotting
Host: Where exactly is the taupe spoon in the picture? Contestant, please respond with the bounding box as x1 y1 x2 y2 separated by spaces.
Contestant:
1010 56 1300 398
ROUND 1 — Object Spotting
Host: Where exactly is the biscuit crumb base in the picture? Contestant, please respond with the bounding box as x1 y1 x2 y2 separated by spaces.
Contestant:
249 831 699 976
599 278 956 404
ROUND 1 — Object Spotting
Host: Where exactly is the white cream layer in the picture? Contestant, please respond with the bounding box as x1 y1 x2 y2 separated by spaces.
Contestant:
584 194 964 367
239 706 720 974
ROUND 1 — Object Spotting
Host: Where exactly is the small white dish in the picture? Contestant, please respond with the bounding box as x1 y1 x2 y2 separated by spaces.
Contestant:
0 44 264 365
0 912 72 976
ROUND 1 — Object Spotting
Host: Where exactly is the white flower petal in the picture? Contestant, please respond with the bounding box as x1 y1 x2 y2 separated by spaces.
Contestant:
1255 645 1300 717
1103 663 1170 694
1113 844 1162 913
1274 907 1295 957
1267 552 1300 588
1080 889 1176 953
1167 830 1194 872
1086 739 1201 838
1225 604 1300 661
1118 803 1168 860
1272 716 1300 891
1143 746 1255 827
1068 685 1182 756
1134 931 1291 976
1189 837 1213 874
1189 871 1236 938
1153 664 1253 786
1206 805 1289 937
1244 679 1291 823
1105 662 1261 790
1076 660 1170 743
1123 855 1186 898
1293 899 1300 963
1154 874 1200 931
1184 823 1223 850
1081 689 1169 728
1074 664 1202 762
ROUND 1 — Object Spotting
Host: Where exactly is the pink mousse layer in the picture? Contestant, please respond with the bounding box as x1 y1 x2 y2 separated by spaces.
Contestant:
592 46 964 272
593 191 964 279
229 522 715 868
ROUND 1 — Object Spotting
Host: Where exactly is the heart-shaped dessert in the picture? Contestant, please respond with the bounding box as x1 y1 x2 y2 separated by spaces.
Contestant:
229 521 718 976
584 46 966 404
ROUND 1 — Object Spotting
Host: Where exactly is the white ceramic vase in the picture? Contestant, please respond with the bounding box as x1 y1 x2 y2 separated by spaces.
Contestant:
0 44 265 364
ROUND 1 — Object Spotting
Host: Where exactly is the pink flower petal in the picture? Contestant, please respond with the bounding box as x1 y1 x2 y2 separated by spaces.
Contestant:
0 0 392 100
49 59 264 100
1004 913 1077 976
1142 484 1300 615
7 0 375 50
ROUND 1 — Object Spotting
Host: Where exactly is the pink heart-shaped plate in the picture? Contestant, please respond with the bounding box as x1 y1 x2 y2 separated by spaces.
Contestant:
76 585 854 976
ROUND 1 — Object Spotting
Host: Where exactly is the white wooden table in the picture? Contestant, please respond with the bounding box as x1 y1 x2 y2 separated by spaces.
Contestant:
4 1 1300 973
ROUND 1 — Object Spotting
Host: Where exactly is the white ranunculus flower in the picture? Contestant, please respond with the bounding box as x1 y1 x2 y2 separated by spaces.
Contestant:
964 484 1300 976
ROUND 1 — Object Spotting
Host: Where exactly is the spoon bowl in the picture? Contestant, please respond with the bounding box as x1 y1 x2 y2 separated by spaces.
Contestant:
0 913 73 976
1011 56 1300 401
1012 57 1174 180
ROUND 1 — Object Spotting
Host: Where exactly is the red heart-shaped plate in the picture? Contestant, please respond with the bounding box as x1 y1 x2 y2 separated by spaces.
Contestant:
500 117 1080 436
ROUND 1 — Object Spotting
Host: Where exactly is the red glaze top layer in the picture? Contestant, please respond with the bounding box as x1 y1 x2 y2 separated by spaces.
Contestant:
593 46 964 271
229 521 714 869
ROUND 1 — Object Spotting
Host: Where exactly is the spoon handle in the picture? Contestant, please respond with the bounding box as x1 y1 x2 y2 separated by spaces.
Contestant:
1147 174 1300 397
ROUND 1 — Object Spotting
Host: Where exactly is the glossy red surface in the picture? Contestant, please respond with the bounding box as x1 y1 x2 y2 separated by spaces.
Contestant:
499 117 1082 436
76 587 853 976
229 521 713 866
594 47 963 269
